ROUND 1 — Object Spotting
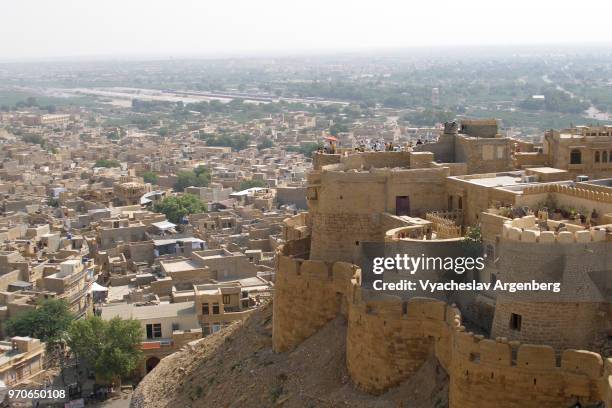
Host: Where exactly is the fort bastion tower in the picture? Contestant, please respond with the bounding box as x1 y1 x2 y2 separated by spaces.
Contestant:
274 123 612 408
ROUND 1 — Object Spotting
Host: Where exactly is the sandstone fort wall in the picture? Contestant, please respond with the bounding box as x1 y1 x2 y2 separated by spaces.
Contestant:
308 169 449 262
273 242 612 407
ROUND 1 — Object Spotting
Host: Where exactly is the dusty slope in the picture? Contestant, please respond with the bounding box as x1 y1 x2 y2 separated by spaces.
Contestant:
131 301 448 408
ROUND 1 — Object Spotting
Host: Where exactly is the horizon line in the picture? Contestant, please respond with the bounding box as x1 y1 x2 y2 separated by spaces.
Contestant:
2 41 612 64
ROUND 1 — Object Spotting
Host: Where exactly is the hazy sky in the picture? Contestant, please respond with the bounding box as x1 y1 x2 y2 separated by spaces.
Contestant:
2 0 612 59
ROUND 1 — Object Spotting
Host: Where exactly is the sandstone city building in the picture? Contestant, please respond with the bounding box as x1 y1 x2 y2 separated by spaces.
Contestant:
274 123 612 407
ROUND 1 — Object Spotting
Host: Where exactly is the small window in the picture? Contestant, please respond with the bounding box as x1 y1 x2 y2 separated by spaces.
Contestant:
213 303 220 315
603 151 608 163
202 303 209 315
146 323 162 339
490 273 497 285
222 294 231 305
570 149 582 164
595 151 601 163
510 313 522 331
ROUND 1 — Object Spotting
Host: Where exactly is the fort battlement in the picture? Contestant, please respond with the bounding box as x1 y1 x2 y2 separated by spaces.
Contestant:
501 215 608 243
272 253 359 352
273 238 612 407
523 183 612 203
305 166 451 261
450 328 610 407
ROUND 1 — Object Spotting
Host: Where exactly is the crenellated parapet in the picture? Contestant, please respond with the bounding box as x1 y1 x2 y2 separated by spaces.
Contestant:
451 329 609 407
501 215 609 243
272 253 359 352
523 183 612 203
346 293 457 393
273 237 612 407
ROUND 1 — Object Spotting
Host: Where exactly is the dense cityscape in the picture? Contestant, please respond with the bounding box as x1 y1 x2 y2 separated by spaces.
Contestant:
1 3 612 407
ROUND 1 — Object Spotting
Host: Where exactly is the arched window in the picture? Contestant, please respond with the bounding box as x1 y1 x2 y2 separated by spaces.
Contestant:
595 151 601 163
458 197 463 210
448 196 453 210
604 151 608 163
570 149 582 164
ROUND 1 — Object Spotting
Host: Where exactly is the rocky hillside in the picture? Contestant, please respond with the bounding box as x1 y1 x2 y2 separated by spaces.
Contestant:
131 301 448 408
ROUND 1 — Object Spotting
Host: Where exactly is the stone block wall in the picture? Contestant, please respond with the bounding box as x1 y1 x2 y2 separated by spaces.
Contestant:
310 213 381 262
347 294 453 393
307 168 449 261
313 153 341 170
272 254 357 352
172 328 203 348
450 332 607 407
503 223 607 243
273 246 612 407
491 300 605 353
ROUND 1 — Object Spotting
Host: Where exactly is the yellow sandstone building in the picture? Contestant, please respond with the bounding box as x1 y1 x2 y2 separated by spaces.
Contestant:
273 122 612 407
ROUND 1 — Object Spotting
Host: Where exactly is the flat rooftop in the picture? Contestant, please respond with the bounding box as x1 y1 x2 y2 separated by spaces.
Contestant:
195 276 272 294
107 284 133 302
101 301 196 320
160 260 201 273
526 167 568 174
464 175 522 187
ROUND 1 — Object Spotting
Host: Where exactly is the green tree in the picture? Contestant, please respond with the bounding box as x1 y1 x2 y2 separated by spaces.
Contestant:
329 123 348 136
197 131 251 151
106 130 121 140
47 197 60 207
94 158 121 168
286 142 322 157
153 194 207 223
67 316 143 383
382 95 406 108
142 171 158 184
5 299 73 345
25 96 38 107
22 134 46 147
461 225 483 257
173 166 211 192
257 139 273 150
401 109 457 126
239 179 267 191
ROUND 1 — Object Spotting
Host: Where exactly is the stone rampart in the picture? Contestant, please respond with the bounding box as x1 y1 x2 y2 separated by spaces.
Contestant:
502 216 608 243
272 254 357 352
346 293 455 393
523 183 612 203
450 332 607 407
273 245 612 407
